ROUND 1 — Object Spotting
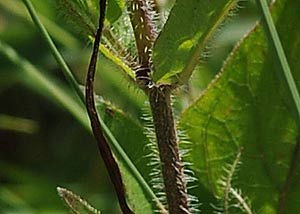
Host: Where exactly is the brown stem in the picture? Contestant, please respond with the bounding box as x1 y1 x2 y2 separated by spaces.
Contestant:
127 0 157 88
127 0 156 66
149 85 190 214
85 0 133 213
128 1 190 212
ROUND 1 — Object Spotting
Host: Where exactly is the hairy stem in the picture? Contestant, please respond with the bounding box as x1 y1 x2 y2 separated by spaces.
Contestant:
128 1 190 212
149 85 190 214
127 0 155 66
85 0 133 213
127 0 157 88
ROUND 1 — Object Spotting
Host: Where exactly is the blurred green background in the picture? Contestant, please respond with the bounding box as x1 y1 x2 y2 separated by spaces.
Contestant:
0 0 258 213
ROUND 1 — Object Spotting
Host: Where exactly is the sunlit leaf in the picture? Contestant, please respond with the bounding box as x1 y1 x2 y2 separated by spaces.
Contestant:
152 0 238 84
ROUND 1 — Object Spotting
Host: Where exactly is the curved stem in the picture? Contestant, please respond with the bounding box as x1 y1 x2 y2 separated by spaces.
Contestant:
85 0 133 213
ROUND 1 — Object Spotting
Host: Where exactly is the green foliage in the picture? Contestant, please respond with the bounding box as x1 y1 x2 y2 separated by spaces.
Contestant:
179 0 300 213
106 0 124 24
1 0 299 213
152 0 238 84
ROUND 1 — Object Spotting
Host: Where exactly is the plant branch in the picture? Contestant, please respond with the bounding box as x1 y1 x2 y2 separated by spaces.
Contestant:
102 27 136 66
149 85 190 214
85 0 133 213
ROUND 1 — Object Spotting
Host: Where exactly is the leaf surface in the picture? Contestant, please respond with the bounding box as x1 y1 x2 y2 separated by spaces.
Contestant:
179 0 300 213
152 0 238 83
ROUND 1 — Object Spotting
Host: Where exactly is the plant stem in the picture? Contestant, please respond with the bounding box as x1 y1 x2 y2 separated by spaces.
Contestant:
127 0 157 88
85 0 133 213
149 85 190 214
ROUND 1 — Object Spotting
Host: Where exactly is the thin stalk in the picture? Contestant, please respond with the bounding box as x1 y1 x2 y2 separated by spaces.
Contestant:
255 0 300 119
149 85 190 214
85 0 133 213
22 0 84 103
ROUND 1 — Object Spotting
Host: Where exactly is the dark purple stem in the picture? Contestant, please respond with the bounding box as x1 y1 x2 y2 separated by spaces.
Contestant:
85 0 133 213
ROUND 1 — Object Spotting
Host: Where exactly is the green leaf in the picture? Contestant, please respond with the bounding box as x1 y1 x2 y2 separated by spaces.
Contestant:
118 162 153 214
96 101 151 182
96 101 167 213
179 0 300 213
152 0 238 84
106 0 124 24
57 187 101 214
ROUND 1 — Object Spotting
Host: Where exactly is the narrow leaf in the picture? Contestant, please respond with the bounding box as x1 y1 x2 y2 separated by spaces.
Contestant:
57 187 101 214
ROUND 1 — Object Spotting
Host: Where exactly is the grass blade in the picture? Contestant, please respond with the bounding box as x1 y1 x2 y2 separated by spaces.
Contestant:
255 0 300 120
22 0 84 102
